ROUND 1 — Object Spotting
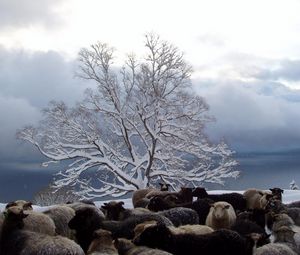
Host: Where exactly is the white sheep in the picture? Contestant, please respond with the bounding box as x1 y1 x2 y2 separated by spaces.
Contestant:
205 201 236 230
4 199 56 236
273 226 300 254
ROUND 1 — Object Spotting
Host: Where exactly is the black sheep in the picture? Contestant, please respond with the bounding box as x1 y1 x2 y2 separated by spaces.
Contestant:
1 206 84 255
68 207 173 252
147 196 213 225
133 222 251 255
231 219 270 247
237 209 267 229
192 187 247 212
157 207 199 226
287 201 300 208
270 187 284 202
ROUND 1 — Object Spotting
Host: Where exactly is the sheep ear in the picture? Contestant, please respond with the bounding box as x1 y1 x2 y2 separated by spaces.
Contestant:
265 234 271 238
101 204 108 210
112 238 119 248
5 201 17 209
224 205 230 209
270 188 274 192
24 202 33 209
258 191 264 196
118 201 125 206
3 211 8 219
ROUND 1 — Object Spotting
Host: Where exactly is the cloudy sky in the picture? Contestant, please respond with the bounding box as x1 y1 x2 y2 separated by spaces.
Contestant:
1 0 300 174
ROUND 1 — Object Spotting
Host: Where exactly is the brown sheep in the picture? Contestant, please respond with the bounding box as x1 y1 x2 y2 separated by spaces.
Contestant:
132 188 156 208
243 189 273 210
87 229 118 255
205 201 236 230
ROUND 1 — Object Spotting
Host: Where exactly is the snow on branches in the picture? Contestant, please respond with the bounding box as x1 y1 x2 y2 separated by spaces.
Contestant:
17 34 239 199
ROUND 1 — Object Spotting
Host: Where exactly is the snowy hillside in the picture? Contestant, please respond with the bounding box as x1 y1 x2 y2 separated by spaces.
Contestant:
1 189 300 212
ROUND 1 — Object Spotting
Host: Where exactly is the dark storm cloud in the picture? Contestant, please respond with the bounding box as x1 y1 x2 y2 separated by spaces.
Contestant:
0 47 87 108
0 0 67 30
195 78 300 152
0 47 88 165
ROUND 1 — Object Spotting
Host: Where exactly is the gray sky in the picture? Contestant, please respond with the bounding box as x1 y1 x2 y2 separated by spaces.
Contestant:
1 0 300 174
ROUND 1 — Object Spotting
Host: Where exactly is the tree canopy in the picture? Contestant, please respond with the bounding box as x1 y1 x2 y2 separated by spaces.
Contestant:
17 34 239 199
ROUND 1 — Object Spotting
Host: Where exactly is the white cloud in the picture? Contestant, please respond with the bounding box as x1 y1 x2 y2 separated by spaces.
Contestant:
0 0 68 30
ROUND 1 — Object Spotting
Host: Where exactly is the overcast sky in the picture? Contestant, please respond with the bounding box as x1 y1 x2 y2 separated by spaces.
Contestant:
1 0 300 175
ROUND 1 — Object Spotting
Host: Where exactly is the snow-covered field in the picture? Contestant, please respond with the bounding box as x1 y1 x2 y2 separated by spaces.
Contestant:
1 189 300 212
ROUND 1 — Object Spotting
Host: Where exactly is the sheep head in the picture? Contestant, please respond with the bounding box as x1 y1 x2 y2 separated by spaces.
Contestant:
210 202 231 219
101 201 125 220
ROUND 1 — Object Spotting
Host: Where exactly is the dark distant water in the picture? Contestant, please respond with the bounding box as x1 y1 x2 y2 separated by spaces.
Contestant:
222 150 300 190
0 150 300 202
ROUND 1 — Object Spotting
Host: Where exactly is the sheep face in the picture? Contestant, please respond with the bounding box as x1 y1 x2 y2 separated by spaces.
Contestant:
101 201 125 220
270 188 284 201
5 200 33 211
211 203 231 219
177 187 193 203
159 183 170 191
68 207 101 232
274 226 296 243
3 206 28 229
192 187 208 198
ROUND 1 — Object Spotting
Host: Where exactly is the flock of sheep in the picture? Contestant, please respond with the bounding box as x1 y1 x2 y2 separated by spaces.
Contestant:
1 184 300 255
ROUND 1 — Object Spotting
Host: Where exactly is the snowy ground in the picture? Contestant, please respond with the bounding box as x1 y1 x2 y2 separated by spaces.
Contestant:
0 189 300 212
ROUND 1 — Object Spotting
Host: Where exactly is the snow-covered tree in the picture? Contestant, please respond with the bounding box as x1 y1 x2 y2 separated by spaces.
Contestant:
33 185 81 206
290 180 299 190
17 34 239 199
